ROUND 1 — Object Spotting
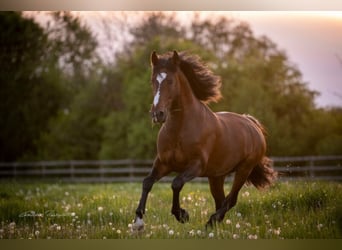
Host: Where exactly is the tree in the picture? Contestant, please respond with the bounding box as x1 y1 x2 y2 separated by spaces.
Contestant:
0 12 67 161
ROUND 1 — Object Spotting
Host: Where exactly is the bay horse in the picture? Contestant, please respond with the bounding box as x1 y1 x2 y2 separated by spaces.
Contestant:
133 50 277 230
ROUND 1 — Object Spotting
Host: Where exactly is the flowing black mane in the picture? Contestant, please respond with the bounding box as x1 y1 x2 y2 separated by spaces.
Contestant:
178 52 222 104
156 51 222 104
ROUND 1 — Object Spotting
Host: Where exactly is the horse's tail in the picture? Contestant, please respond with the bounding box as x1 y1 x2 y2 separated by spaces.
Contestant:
247 157 277 189
243 114 277 189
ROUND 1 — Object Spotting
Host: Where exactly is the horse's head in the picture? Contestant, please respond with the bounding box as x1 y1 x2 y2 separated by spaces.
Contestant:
150 50 181 124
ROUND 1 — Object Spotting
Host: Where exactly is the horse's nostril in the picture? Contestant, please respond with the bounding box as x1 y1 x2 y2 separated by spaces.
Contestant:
151 110 166 123
157 111 164 118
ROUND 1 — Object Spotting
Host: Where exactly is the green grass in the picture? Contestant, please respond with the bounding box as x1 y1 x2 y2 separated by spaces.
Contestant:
0 181 341 239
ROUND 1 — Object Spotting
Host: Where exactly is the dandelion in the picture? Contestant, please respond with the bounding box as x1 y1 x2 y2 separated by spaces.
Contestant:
274 227 281 235
208 232 214 238
56 225 61 231
65 191 69 196
103 236 107 240
197 230 202 236
35 230 40 237
71 212 76 217
248 234 258 240
189 230 195 237
225 219 231 225
168 230 174 236
236 223 241 229
116 229 121 234
98 206 104 212
232 234 239 239
242 191 250 197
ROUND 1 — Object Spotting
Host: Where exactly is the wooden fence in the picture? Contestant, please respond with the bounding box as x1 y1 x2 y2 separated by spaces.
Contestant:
0 156 341 183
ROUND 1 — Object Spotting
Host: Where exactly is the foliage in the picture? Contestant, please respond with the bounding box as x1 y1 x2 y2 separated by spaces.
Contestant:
0 181 340 239
0 12 67 161
0 11 341 161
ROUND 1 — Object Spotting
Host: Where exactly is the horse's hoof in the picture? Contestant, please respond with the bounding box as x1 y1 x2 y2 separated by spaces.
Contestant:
173 208 190 223
179 208 189 223
131 217 145 232
205 213 220 229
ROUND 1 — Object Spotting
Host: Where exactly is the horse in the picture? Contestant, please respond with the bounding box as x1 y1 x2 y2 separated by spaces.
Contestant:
132 50 277 230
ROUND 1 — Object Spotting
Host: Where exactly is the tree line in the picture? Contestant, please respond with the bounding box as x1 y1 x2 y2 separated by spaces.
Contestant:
0 11 341 162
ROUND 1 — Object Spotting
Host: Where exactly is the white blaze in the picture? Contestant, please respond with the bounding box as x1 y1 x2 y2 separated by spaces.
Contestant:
153 72 167 107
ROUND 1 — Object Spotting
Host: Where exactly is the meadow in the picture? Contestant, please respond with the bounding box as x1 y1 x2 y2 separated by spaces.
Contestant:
0 181 341 239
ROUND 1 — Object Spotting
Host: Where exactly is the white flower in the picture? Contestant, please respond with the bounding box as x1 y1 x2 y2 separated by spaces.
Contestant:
242 191 250 197
233 234 239 239
225 219 231 225
208 232 214 238
116 229 121 234
248 234 258 240
168 230 174 236
98 206 104 212
274 227 281 235
236 223 241 229
71 212 76 217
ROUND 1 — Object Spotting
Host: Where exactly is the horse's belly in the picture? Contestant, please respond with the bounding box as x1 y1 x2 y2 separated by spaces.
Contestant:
203 156 239 177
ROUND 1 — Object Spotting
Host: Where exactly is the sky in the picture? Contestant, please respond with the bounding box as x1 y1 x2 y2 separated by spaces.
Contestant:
33 11 342 108
222 11 342 108
87 11 342 108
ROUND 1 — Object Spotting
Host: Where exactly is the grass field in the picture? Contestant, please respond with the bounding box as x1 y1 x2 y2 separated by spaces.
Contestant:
0 181 341 239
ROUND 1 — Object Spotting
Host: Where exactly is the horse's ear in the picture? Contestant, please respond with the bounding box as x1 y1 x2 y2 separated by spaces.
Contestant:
172 50 180 66
151 51 158 66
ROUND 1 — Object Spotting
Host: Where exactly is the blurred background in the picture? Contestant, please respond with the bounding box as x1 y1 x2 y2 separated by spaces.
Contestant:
1 11 341 163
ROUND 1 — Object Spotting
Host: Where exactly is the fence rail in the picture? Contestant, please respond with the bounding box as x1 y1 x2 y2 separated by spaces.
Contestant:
0 156 341 183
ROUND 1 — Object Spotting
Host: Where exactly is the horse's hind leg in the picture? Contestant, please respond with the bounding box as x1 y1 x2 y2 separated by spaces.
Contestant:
206 163 254 227
208 176 226 211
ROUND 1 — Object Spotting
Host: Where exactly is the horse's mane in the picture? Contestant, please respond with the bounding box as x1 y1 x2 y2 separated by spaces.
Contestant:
178 52 222 104
157 51 222 104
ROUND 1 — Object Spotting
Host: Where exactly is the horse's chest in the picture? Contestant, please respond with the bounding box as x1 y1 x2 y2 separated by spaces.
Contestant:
159 141 188 169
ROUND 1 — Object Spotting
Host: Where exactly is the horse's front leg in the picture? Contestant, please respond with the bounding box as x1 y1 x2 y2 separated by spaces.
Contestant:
133 158 169 231
171 161 202 223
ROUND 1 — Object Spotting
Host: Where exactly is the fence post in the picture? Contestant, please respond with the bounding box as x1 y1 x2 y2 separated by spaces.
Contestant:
70 162 75 182
129 159 134 182
309 157 315 179
42 163 46 178
13 163 17 179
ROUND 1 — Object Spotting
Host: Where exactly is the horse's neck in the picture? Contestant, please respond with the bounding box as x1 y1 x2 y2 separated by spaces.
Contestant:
165 75 206 133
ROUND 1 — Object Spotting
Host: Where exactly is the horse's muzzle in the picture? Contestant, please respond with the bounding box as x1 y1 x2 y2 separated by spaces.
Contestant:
151 110 166 123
